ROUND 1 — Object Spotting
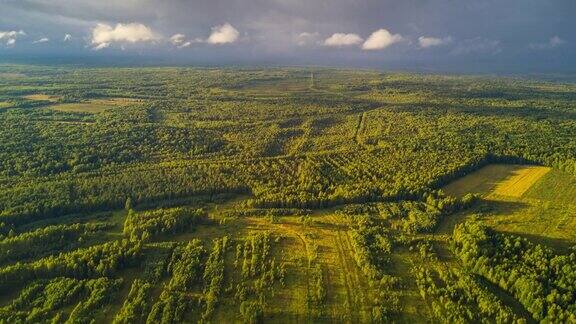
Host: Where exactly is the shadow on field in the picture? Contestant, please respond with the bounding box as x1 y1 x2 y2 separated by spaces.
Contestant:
476 199 530 215
438 199 529 235
475 275 537 323
512 233 574 254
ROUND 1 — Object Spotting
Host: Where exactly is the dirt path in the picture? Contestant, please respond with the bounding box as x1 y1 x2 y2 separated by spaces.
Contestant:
276 223 312 319
324 214 371 322
331 231 354 316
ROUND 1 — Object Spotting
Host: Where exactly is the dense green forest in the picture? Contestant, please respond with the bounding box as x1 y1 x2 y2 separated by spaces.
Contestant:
0 65 575 323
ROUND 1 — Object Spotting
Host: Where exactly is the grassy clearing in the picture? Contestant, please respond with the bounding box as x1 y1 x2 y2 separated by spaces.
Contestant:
441 164 576 250
236 214 371 322
484 198 576 250
524 168 576 204
0 72 26 78
49 98 140 113
22 94 60 102
389 250 434 323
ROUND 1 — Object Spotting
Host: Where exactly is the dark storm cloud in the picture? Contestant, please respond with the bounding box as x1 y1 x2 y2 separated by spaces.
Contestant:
0 0 574 72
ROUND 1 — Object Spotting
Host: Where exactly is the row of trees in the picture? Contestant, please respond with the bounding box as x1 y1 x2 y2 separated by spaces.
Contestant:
67 278 123 323
113 279 153 324
116 234 284 323
143 234 286 323
233 232 285 321
413 265 523 323
200 236 229 321
0 161 247 229
343 212 401 321
123 207 206 241
0 222 111 265
0 239 141 289
146 240 206 323
0 277 122 323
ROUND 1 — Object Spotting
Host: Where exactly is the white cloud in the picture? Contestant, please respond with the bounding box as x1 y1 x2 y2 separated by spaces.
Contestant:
170 33 186 45
170 34 203 48
0 30 26 40
362 29 403 50
324 33 363 47
0 30 26 46
93 42 110 50
64 34 72 42
33 37 50 44
529 36 566 50
296 32 320 46
418 36 452 48
91 23 159 50
550 36 565 47
451 37 501 55
207 23 239 44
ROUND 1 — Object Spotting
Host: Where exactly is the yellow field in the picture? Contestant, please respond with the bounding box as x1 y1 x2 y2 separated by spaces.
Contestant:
443 164 550 198
49 98 141 113
490 166 550 197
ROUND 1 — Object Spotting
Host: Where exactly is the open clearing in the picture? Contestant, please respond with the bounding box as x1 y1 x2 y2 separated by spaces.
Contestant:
49 98 141 113
22 94 60 102
441 165 576 250
524 168 576 205
204 212 379 322
0 72 26 78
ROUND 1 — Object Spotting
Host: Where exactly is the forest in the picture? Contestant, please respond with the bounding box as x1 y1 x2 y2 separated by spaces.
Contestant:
0 65 575 323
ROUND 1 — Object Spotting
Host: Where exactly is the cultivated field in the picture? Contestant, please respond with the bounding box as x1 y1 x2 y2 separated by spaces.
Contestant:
491 166 550 197
442 164 551 198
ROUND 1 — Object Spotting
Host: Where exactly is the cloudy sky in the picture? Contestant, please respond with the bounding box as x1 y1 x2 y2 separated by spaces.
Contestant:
1 0 574 72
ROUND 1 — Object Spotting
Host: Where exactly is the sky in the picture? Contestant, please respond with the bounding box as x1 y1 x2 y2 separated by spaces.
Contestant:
0 0 575 72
